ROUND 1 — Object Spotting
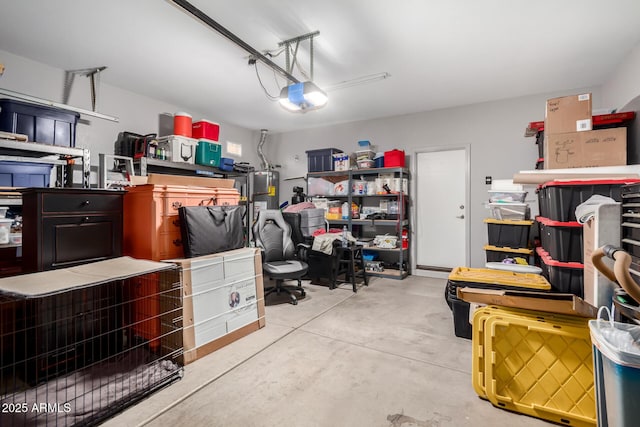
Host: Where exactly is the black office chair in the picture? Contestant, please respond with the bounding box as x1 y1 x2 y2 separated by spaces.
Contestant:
253 210 309 305
282 211 341 288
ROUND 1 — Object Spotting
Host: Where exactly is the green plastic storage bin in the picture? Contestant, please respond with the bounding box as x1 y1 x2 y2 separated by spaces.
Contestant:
195 140 221 167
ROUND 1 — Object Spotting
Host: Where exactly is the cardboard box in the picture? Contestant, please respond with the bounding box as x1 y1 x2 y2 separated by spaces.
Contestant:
544 127 627 169
457 287 597 318
545 93 592 134
146 173 235 188
333 153 351 171
167 248 265 365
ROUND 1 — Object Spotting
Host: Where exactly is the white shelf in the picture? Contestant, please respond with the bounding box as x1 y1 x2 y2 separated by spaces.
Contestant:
515 165 640 186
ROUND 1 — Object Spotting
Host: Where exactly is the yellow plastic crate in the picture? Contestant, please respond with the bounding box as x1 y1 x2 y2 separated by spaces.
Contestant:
473 307 595 427
449 267 550 290
471 305 589 401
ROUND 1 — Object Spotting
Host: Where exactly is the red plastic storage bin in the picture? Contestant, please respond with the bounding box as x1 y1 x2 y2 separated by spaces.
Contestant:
192 120 220 141
384 149 405 168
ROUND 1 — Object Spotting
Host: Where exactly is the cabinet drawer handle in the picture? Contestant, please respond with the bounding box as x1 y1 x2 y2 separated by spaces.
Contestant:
82 216 90 222
173 239 182 247
171 201 183 210
82 200 90 207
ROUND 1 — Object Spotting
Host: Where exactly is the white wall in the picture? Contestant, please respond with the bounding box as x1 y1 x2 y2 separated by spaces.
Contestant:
270 87 603 269
4 43 640 271
0 49 261 167
602 41 640 110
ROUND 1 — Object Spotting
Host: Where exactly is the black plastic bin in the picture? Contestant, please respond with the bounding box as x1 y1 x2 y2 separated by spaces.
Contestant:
445 267 551 339
536 247 584 297
537 178 640 222
537 216 583 263
0 98 80 147
306 148 342 172
485 218 533 248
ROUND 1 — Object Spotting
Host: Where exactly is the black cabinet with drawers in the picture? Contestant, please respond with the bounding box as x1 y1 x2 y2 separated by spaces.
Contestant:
21 188 125 272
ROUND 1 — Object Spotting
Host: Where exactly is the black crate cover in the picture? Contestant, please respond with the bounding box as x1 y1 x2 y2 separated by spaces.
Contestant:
178 205 245 258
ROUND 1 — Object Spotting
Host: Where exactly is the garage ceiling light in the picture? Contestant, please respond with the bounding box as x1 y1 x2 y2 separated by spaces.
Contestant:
279 81 328 112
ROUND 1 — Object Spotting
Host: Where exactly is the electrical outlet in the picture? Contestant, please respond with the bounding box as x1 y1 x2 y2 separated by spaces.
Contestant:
485 176 492 185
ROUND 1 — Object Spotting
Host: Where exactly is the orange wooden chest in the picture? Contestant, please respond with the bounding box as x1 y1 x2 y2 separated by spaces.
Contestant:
123 184 240 346
123 184 239 261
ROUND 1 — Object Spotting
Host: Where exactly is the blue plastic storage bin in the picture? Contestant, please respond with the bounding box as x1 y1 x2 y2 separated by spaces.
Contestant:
0 98 80 147
0 161 53 187
220 157 234 172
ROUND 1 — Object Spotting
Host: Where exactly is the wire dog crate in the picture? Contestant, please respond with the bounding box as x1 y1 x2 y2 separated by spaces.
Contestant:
0 257 183 426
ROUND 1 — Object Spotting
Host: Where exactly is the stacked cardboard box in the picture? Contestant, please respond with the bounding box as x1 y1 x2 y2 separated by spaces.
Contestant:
543 93 627 169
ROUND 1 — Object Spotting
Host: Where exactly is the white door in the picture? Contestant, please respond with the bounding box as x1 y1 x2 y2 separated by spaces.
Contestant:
416 148 468 270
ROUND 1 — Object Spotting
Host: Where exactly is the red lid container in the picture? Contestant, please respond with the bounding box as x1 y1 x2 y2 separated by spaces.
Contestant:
192 120 220 141
174 112 192 137
384 149 405 168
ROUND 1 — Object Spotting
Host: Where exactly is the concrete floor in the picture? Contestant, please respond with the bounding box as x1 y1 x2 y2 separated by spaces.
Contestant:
105 275 552 427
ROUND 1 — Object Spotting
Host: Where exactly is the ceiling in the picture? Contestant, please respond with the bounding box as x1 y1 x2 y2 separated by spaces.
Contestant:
1 0 640 133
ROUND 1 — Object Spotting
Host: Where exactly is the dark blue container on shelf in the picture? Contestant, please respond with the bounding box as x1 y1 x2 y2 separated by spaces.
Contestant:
220 157 234 171
0 98 80 147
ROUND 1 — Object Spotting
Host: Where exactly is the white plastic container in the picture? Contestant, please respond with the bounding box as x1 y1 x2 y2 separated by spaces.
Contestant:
0 219 12 244
333 153 350 171
351 180 366 195
9 233 21 245
374 234 397 248
488 202 530 220
333 180 350 196
488 190 527 203
156 135 198 164
341 202 350 219
355 149 375 160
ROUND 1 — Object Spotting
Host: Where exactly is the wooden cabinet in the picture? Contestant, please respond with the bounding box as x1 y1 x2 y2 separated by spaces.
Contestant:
21 188 124 272
123 184 233 261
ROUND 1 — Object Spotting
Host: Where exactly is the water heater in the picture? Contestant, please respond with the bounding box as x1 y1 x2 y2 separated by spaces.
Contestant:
250 170 279 221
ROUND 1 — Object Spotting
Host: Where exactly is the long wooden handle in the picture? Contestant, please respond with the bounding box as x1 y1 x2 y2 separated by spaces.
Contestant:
0 131 28 141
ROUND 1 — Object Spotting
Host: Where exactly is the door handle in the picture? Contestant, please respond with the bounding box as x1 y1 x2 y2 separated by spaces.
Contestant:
456 214 464 219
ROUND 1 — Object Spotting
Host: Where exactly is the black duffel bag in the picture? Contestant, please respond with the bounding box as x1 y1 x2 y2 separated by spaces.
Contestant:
178 205 245 258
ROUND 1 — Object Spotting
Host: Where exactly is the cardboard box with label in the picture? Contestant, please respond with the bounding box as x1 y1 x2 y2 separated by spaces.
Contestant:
167 247 266 364
544 127 627 169
545 93 592 134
